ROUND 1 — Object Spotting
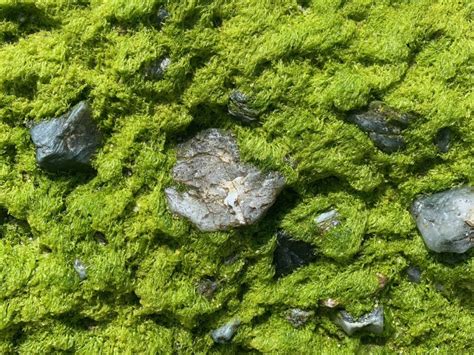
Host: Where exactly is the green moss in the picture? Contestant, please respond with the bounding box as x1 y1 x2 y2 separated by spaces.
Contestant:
0 0 472 352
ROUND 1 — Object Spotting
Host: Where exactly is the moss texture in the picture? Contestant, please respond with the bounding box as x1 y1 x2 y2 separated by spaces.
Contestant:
0 0 473 353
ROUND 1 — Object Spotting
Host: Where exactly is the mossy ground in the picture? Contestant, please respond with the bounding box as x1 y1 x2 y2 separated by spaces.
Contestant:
0 0 473 353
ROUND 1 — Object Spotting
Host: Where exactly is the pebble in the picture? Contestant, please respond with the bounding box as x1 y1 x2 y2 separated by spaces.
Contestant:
211 319 241 344
156 7 169 26
228 91 259 123
285 308 314 328
197 278 218 300
346 101 408 153
143 57 171 80
315 209 341 232
165 129 285 231
273 231 315 278
30 101 102 172
411 187 474 253
73 259 87 280
406 265 422 283
434 127 452 153
334 306 384 336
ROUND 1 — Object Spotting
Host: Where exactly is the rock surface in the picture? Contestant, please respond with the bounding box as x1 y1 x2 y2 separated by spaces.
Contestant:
285 308 314 328
347 101 408 153
73 259 87 280
228 91 259 123
273 231 315 278
406 265 422 283
30 101 102 172
315 209 341 232
434 127 452 153
211 319 240 344
165 129 285 231
143 57 171 80
411 187 474 253
334 306 384 336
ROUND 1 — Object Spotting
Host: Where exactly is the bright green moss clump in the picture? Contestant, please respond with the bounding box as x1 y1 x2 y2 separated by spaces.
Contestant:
0 0 473 353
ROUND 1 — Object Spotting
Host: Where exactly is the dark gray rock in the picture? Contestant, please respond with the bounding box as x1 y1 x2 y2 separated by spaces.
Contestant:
143 57 171 80
285 308 314 328
334 306 384 336
73 259 87 280
347 101 408 153
406 265 422 283
211 319 240 344
315 209 341 233
197 278 218 300
165 129 285 231
156 7 169 26
434 127 452 153
228 91 259 123
273 231 315 278
30 101 102 172
411 187 474 253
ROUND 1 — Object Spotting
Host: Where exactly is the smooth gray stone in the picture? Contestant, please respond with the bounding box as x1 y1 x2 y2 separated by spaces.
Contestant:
406 265 422 283
30 101 102 172
334 306 384 336
434 127 452 153
165 129 285 231
228 91 259 123
411 187 474 253
73 259 87 280
285 308 314 328
211 319 240 344
346 101 408 154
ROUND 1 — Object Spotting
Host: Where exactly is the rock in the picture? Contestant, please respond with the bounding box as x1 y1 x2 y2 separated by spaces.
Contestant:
228 91 259 123
434 127 452 153
143 57 171 80
156 7 169 26
73 259 87 280
321 298 339 308
406 265 421 283
346 101 408 153
165 129 285 231
211 319 240 344
411 187 474 253
197 278 218 300
285 308 314 328
30 101 102 172
273 231 315 278
334 306 384 336
315 209 341 232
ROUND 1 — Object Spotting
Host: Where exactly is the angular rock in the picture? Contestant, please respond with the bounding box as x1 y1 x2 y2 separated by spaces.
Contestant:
73 259 87 280
406 265 422 283
228 90 259 123
434 127 452 153
211 319 240 344
30 101 102 172
315 209 341 232
165 129 285 231
273 231 315 278
411 187 474 253
143 57 171 80
334 306 384 336
285 308 314 328
346 101 408 153
197 278 218 300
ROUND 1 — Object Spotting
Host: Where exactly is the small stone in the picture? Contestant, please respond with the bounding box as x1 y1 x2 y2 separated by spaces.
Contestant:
197 278 218 300
411 187 474 253
228 91 259 123
165 129 285 231
273 231 316 278
73 259 87 280
434 127 452 153
315 209 341 232
285 308 314 328
211 319 240 344
346 101 408 154
406 265 422 283
30 101 102 172
143 57 171 80
334 306 384 336
156 7 169 26
94 232 107 245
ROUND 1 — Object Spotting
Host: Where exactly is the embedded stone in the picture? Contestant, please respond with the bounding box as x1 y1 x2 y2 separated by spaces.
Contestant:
347 101 408 153
315 209 341 232
73 259 87 280
228 90 259 123
197 278 218 300
334 306 384 336
273 231 315 278
434 127 452 153
30 101 102 172
406 265 422 283
165 129 285 231
211 319 240 344
411 187 474 253
143 57 171 80
285 308 314 328
156 7 169 26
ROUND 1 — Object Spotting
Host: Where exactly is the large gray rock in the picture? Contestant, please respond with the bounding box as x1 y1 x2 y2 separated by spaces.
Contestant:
334 306 384 336
346 101 408 153
30 101 102 172
411 187 474 253
165 129 285 231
